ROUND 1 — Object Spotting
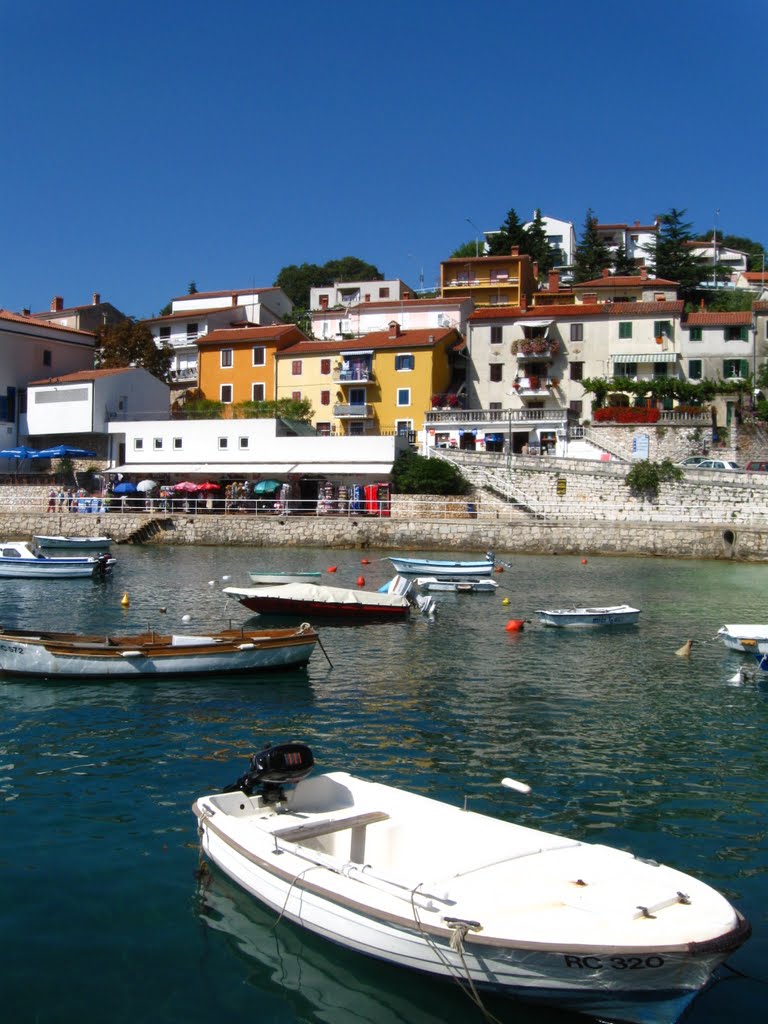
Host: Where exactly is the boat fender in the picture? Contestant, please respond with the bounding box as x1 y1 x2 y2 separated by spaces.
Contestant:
237 643 255 650
120 650 144 658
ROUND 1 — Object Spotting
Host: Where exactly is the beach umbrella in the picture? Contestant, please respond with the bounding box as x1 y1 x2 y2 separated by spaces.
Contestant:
0 445 41 459
37 444 97 458
195 481 221 491
253 479 282 494
136 479 159 492
113 481 138 494
172 480 200 492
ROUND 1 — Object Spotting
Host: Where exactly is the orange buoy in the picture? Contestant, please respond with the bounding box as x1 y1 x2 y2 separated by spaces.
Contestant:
581 558 588 565
360 558 370 565
494 565 504 573
357 575 365 586
327 566 337 573
505 619 525 632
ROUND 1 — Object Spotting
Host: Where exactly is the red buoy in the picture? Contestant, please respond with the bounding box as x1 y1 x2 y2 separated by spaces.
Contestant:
357 575 365 587
581 558 588 565
505 619 525 632
494 565 504 573
360 558 370 565
327 566 337 573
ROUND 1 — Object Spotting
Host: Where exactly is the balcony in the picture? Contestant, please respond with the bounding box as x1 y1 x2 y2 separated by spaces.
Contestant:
333 403 373 418
514 376 556 396
332 368 374 384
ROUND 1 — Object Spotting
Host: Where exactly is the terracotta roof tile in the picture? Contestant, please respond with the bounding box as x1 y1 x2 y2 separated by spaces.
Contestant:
170 287 279 302
197 325 305 346
28 367 146 385
0 309 95 337
279 327 456 357
574 274 678 288
684 311 753 326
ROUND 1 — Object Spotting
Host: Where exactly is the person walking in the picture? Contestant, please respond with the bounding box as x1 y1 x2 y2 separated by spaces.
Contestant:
47 487 56 512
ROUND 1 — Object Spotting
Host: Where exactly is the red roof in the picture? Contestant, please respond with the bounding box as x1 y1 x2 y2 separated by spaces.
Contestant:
170 287 280 302
574 274 678 288
279 327 457 357
197 325 305 346
684 311 753 326
468 302 684 322
0 309 94 338
28 367 150 385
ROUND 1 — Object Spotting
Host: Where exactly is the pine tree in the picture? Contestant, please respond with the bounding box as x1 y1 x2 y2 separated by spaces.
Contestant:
646 208 707 302
487 208 527 255
525 209 557 277
572 209 612 283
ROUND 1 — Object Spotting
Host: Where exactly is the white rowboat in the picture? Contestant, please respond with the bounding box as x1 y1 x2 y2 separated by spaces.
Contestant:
247 570 323 586
718 624 768 653
33 534 112 551
194 743 750 1024
415 576 499 593
537 604 640 627
387 552 495 577
0 540 115 578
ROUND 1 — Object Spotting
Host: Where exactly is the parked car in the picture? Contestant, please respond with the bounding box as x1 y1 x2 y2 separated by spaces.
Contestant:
746 460 768 472
678 456 710 467
696 459 741 471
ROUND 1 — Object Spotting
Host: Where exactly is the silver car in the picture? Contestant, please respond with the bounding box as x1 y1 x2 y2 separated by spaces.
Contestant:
695 459 740 471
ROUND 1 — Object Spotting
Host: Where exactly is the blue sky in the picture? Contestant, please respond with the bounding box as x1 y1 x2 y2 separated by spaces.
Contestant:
2 0 766 320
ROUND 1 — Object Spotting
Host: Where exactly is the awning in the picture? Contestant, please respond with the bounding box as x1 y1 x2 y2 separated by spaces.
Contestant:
513 319 554 328
105 463 296 476
613 352 678 363
340 349 373 356
290 462 392 476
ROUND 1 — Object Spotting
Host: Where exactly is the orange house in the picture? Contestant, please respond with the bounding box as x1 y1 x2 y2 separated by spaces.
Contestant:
197 325 307 408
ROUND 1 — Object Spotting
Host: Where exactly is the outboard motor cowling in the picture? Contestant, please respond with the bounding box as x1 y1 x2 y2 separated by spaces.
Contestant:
222 741 314 802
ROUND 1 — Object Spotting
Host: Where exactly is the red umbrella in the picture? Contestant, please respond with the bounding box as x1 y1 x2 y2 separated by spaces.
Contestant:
196 481 221 491
172 481 199 492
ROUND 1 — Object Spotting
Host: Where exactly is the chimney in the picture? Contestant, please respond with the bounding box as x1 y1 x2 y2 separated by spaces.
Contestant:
548 270 560 291
403 290 411 299
583 292 597 304
510 246 520 256
92 292 101 305
22 307 30 316
602 267 611 278
388 320 401 338
51 296 63 312
640 267 648 280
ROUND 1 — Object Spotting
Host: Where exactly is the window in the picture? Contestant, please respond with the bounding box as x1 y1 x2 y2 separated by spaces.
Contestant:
653 362 668 378
320 358 331 375
173 437 183 450
725 326 748 342
220 349 233 368
622 362 638 377
159 327 171 342
218 437 229 450
291 360 302 376
689 327 702 342
321 390 330 406
43 349 52 366
395 353 414 370
723 359 749 379
688 359 702 380
654 320 672 339
349 387 366 406
379 287 390 298
349 421 365 435
316 422 331 436
569 400 583 415
490 363 503 382
252 346 265 366
490 326 502 345
251 383 265 402
569 361 584 382
291 390 302 401
133 438 144 450
238 437 249 449
570 323 583 342
489 402 502 411
395 420 412 436
618 322 632 339
397 388 411 406
153 438 163 450
220 384 233 403
186 322 199 341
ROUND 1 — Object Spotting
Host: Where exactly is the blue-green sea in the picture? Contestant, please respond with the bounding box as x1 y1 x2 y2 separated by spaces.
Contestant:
1 545 766 1024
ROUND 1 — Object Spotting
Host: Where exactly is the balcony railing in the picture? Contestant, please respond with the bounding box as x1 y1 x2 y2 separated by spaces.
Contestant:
425 407 572 427
333 403 373 418
332 369 374 384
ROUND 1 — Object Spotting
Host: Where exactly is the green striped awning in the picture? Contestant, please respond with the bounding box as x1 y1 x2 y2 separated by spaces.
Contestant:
613 352 678 363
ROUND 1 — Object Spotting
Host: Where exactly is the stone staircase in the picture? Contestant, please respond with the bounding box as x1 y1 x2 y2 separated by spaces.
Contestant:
122 518 175 544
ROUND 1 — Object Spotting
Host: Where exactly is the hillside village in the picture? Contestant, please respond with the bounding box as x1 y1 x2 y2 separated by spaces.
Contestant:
3 212 768 497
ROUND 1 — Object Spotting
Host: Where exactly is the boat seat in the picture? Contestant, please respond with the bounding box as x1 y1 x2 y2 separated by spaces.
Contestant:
273 811 390 863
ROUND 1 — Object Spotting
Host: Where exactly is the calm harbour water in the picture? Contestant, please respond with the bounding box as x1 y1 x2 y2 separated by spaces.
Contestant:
1 544 766 1024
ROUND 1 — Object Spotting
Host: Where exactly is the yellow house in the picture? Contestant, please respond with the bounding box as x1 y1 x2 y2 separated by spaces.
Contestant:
275 322 463 436
197 325 307 407
440 246 536 308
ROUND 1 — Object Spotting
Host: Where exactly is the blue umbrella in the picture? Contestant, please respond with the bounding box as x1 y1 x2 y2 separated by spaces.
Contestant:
37 444 97 458
0 445 41 459
113 481 138 494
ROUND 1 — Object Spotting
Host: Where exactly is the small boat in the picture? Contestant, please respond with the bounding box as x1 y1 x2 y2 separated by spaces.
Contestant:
0 623 318 678
194 742 750 1024
387 551 495 577
33 534 112 551
537 604 640 627
248 570 323 586
717 624 768 653
416 576 499 593
223 579 414 621
0 540 115 579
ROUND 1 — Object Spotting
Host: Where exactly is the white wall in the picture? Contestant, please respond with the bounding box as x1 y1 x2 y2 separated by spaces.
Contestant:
27 370 170 435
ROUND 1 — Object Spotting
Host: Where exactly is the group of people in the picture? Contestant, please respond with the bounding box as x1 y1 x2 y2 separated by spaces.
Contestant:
46 487 91 512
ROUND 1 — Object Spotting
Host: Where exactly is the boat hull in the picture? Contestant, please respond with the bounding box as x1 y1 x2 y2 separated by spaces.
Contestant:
224 583 411 621
195 770 749 1024
416 576 498 592
247 571 322 585
388 556 494 577
0 625 318 678
718 625 768 653
538 605 640 627
33 535 112 551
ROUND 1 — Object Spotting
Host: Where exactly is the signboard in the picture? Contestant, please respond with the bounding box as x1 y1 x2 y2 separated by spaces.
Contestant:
556 477 567 497
632 434 650 460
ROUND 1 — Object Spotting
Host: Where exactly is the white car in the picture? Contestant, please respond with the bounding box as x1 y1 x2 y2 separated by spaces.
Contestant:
678 456 710 467
695 459 740 471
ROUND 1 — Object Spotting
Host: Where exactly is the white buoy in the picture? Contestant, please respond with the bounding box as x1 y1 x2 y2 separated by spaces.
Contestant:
501 777 531 795
181 614 191 623
222 575 231 581
208 580 215 586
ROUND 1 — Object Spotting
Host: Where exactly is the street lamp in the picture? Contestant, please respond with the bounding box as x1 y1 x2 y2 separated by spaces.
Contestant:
466 218 483 257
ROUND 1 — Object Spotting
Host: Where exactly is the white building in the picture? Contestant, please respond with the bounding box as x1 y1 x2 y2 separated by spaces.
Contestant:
143 287 293 389
310 279 416 312
0 309 96 451
594 219 659 267
310 296 473 341
522 213 576 269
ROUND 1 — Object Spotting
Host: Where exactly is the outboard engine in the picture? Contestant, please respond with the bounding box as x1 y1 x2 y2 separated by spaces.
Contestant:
222 741 314 803
95 553 114 574
486 550 495 563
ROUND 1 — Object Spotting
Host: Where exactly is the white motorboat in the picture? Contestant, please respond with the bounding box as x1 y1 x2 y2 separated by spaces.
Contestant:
247 570 323 586
415 576 499 593
0 540 115 579
387 552 495 577
33 534 112 551
537 604 640 627
717 624 768 653
194 743 750 1024
0 623 318 678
